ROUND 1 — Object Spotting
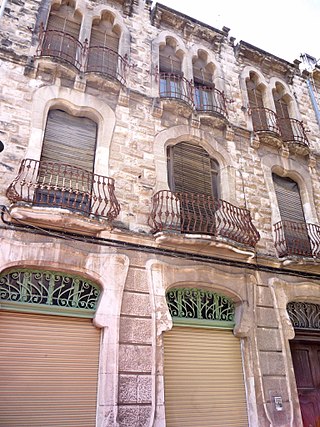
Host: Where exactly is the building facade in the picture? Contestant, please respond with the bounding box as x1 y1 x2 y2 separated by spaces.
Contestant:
1 0 320 426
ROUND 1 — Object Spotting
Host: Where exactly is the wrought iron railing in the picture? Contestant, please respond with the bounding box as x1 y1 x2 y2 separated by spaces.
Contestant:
194 85 228 118
287 301 320 330
250 107 280 134
85 46 127 85
148 190 260 248
37 28 84 70
274 220 320 258
6 159 120 222
36 26 128 84
278 117 309 147
159 72 194 107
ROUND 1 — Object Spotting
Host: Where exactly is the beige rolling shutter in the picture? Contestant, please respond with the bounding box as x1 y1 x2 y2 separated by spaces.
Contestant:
41 109 97 172
0 311 100 427
164 326 248 427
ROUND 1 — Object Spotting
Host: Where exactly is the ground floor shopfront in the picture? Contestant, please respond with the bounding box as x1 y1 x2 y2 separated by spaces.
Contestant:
0 229 320 426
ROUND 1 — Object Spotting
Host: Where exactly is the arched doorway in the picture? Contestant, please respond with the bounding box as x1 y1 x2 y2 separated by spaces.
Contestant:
288 301 320 427
0 269 101 426
163 287 248 427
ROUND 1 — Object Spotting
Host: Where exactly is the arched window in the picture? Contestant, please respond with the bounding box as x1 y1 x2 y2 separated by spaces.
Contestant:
41 0 82 68
192 52 214 110
273 84 294 142
87 12 122 80
246 72 268 131
159 38 188 102
273 173 311 256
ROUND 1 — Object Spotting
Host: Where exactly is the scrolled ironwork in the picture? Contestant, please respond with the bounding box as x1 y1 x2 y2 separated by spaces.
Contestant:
0 269 100 315
287 301 320 330
166 287 235 322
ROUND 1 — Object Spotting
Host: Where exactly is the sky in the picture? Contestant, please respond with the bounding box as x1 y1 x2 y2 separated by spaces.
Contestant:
155 0 320 65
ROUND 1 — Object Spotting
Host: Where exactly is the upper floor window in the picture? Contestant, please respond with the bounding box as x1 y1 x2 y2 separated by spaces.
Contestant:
167 142 219 199
273 173 311 257
272 83 295 143
41 0 82 69
246 72 270 132
87 12 122 81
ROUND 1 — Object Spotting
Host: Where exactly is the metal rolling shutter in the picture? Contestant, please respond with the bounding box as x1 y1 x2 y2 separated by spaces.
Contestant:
163 326 248 427
0 311 100 427
273 174 305 223
41 109 97 173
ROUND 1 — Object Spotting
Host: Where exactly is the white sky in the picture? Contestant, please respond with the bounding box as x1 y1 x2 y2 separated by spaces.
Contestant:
155 0 320 64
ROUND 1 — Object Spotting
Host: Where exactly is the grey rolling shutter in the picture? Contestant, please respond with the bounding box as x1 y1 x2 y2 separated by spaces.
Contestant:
246 80 267 131
273 174 305 223
169 142 214 196
46 11 81 39
90 28 119 52
41 109 97 173
274 97 294 141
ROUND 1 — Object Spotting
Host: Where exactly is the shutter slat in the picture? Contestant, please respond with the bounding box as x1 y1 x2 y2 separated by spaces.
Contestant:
164 326 248 427
0 311 100 427
273 174 305 223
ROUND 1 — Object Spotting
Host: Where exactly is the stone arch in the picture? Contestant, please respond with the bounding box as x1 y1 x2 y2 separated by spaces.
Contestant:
147 259 257 427
261 153 318 226
153 125 236 204
26 85 116 177
0 236 129 426
190 45 225 91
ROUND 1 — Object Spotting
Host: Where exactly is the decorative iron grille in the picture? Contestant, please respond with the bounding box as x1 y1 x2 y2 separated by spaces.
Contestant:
287 301 320 330
0 269 100 317
166 288 235 323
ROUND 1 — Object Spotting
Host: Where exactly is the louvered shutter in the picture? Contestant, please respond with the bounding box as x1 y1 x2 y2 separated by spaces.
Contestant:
274 97 294 141
46 13 81 39
246 81 267 131
90 28 119 52
164 326 248 427
168 142 218 234
41 109 97 172
273 174 310 253
0 311 100 426
169 142 214 196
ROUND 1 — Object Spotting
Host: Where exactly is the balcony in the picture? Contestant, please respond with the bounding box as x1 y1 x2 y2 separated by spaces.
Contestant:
159 72 194 111
251 108 309 153
250 107 282 146
36 27 128 85
148 190 260 248
85 46 127 86
278 117 309 154
194 85 228 126
6 159 120 224
274 220 320 258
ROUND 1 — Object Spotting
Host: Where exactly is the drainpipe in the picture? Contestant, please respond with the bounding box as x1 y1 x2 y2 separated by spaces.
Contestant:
0 0 8 20
306 78 320 128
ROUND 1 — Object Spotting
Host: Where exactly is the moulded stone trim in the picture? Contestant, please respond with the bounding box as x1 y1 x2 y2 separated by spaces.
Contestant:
0 236 129 427
146 259 258 427
25 85 116 177
152 124 237 204
261 153 318 226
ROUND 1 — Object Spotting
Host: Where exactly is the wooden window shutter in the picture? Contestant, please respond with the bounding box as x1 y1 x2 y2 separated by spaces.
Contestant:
90 27 119 52
41 109 97 173
273 97 294 141
273 174 305 223
167 142 218 197
46 8 81 39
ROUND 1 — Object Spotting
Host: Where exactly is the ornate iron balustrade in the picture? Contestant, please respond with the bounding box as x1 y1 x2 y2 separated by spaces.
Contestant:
36 28 84 70
148 190 260 248
0 269 100 317
194 85 228 118
278 117 309 147
159 72 194 107
274 220 320 258
250 107 280 135
6 159 120 222
85 46 127 85
287 301 320 330
36 25 128 84
166 287 235 325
